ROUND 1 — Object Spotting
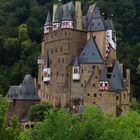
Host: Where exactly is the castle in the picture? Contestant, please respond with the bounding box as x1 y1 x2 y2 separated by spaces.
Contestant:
37 1 130 116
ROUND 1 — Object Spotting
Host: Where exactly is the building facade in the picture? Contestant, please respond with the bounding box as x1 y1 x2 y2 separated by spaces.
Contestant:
7 74 40 121
38 1 130 116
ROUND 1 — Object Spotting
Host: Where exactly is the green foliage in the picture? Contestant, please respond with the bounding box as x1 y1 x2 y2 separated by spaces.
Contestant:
0 95 20 140
29 102 53 121
19 105 140 140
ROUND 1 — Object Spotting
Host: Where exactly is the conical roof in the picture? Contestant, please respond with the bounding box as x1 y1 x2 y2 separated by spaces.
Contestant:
108 61 124 91
73 56 79 66
44 11 52 26
54 6 63 23
78 38 104 64
62 5 73 21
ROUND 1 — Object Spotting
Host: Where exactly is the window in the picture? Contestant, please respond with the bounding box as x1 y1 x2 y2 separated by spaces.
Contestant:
116 96 119 100
92 66 95 69
124 94 126 99
56 71 59 77
81 69 83 74
62 58 64 63
74 68 78 73
94 93 97 97
95 76 98 79
58 58 60 64
93 84 95 87
99 93 102 97
81 84 83 87
87 93 90 96
60 46 63 52
82 53 85 55
92 52 95 55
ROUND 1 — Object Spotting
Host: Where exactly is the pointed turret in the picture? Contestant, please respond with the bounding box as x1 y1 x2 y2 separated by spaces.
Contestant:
53 6 63 31
72 56 80 80
44 11 52 34
61 5 73 29
43 54 50 83
109 61 124 91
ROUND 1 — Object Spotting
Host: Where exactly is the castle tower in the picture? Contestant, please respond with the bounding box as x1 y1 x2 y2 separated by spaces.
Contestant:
44 11 52 34
61 5 73 29
53 6 62 31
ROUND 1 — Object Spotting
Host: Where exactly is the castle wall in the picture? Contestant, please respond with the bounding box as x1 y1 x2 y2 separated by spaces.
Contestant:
7 100 39 121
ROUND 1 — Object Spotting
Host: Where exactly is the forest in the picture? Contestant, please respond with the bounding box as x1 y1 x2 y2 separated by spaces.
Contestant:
0 0 140 98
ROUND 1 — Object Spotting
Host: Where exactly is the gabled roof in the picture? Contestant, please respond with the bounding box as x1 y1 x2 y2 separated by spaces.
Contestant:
7 74 39 102
44 11 52 26
73 56 79 66
108 61 124 91
85 3 105 31
78 38 104 64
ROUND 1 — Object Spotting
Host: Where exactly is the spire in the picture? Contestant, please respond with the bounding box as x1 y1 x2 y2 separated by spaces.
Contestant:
73 56 79 67
100 65 107 81
44 11 52 26
106 19 114 30
54 6 63 23
62 5 72 21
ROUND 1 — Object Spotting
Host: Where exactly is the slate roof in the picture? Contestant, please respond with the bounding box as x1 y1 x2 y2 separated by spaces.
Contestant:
100 65 108 81
84 3 105 31
108 61 124 91
62 4 73 21
54 2 74 23
78 38 104 64
7 74 40 102
54 6 63 23
44 11 52 26
105 19 114 30
73 56 79 66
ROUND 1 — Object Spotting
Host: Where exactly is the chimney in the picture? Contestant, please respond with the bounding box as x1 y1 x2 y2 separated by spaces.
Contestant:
53 4 58 22
75 1 82 30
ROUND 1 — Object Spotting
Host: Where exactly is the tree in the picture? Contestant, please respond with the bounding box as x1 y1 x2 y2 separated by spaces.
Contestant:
29 102 53 121
0 95 20 140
